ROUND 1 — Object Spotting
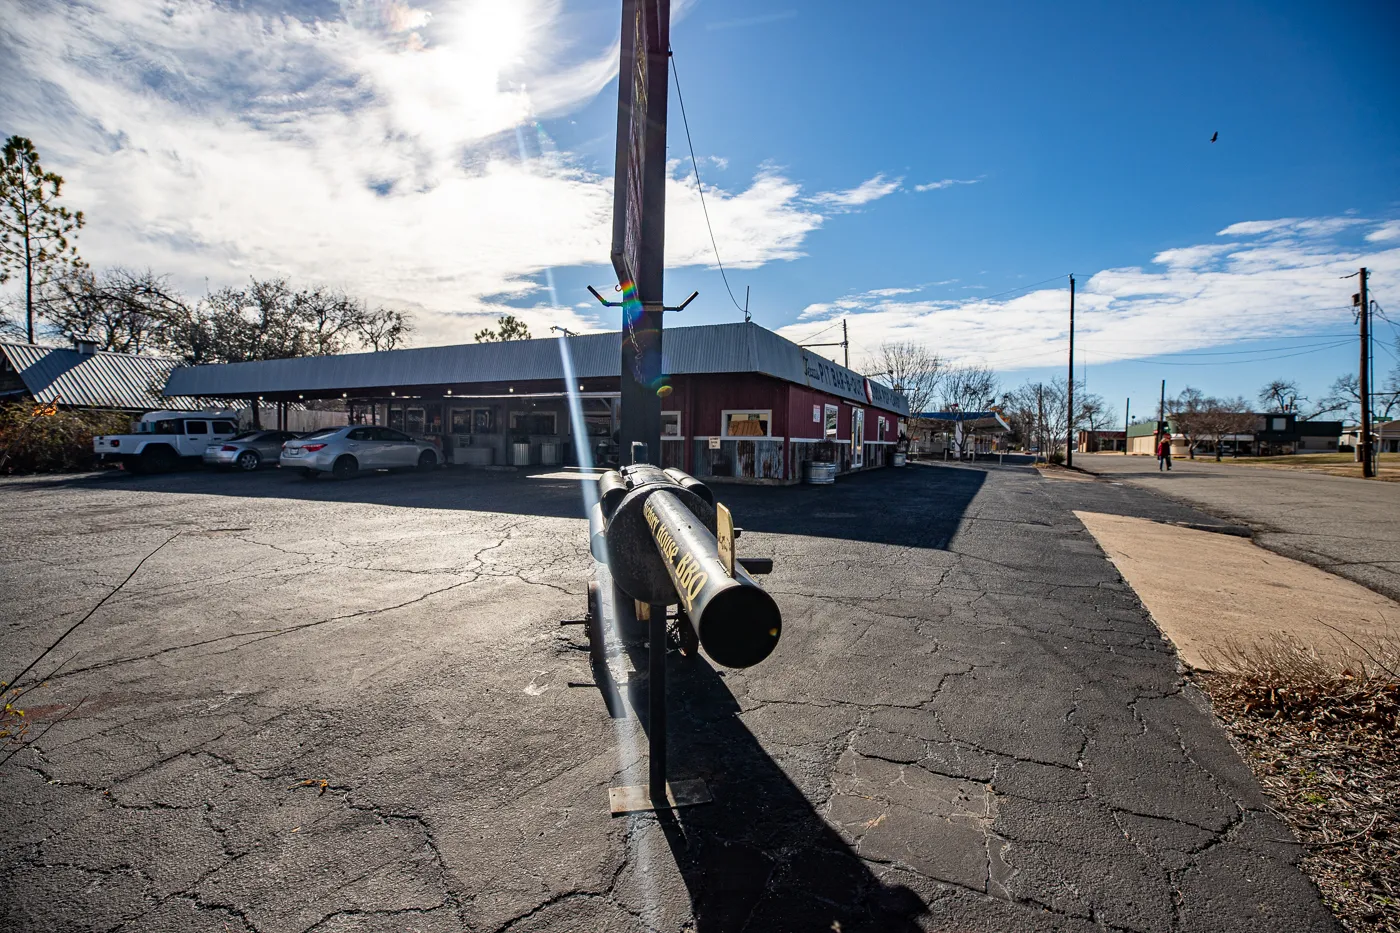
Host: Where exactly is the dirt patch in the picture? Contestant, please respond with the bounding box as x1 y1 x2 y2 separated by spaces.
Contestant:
1196 640 1399 933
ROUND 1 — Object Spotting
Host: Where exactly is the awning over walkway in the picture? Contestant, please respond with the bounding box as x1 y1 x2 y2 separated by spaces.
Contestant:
162 322 910 415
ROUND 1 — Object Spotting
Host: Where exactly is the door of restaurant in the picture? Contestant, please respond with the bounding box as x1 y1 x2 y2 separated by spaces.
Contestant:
851 408 865 468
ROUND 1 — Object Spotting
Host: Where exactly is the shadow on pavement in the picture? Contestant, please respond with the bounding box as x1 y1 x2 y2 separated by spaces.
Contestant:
1 462 989 550
608 637 927 931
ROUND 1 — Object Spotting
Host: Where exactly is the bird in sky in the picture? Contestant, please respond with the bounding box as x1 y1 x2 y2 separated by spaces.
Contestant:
1210 131 1218 143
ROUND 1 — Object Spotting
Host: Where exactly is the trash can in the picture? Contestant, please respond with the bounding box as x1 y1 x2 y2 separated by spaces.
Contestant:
892 452 907 467
539 442 561 466
803 461 836 484
511 441 532 466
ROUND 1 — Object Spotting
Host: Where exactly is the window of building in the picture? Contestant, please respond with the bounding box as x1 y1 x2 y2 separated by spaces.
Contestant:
474 408 496 434
824 404 839 438
661 411 682 437
877 416 887 437
1272 417 1287 431
406 407 426 434
510 411 558 435
388 407 404 430
722 410 771 437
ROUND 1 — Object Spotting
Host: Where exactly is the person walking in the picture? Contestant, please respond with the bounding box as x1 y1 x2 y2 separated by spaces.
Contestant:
1156 432 1173 472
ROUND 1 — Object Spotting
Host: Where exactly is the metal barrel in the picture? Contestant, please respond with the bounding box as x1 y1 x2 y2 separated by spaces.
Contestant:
597 469 630 520
662 467 715 506
642 488 781 668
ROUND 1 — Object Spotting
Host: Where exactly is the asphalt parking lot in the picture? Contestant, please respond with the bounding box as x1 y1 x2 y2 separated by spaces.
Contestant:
0 462 1337 932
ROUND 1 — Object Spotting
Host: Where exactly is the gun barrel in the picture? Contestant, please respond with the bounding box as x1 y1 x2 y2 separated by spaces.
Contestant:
642 488 781 668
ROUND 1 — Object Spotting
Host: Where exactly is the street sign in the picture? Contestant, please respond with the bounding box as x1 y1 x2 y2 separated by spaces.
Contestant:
612 1 653 289
611 0 670 467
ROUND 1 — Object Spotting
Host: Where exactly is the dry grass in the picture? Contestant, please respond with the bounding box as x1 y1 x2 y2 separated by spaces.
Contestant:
1197 635 1399 932
1208 452 1400 482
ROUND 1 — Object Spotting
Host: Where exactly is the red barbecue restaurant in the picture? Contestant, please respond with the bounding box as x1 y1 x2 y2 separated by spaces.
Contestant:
161 322 909 484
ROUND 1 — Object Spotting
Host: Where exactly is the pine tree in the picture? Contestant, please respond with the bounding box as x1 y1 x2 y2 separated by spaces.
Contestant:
0 137 85 342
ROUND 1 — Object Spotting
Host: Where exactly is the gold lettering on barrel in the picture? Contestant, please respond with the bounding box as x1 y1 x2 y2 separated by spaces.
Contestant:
643 498 709 613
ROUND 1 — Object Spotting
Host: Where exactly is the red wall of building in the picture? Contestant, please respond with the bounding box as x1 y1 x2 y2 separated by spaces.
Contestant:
786 384 900 442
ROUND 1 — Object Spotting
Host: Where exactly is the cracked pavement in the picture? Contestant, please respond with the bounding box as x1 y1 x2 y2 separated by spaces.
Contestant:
0 463 1337 931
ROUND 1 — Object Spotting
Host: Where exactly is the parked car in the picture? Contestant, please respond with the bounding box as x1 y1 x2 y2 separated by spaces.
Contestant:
94 410 240 474
280 426 440 479
204 430 302 471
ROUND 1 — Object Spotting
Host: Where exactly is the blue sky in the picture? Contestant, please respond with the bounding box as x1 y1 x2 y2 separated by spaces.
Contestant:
2 0 1398 417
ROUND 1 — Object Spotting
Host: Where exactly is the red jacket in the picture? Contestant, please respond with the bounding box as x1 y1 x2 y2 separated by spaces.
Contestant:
1157 437 1172 457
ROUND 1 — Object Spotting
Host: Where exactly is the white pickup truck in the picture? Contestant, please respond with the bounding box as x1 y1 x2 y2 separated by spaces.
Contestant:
94 410 241 474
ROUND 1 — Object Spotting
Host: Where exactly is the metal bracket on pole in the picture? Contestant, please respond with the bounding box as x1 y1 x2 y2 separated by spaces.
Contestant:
587 285 698 313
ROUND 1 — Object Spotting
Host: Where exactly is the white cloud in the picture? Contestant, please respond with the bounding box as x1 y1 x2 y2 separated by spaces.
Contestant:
914 178 980 192
0 0 855 345
1367 220 1400 243
808 173 902 209
780 215 1400 372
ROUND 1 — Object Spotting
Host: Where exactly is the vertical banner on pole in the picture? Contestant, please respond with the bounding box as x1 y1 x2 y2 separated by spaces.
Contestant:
612 0 670 466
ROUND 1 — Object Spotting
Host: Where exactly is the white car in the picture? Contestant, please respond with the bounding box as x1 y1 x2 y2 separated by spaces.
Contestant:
280 425 440 479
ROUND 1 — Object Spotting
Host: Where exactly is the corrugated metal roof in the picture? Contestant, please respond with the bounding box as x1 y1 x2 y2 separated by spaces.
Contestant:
162 322 911 415
1 342 205 411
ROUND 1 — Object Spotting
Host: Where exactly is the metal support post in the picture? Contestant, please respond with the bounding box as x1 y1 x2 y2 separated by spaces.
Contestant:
648 602 667 803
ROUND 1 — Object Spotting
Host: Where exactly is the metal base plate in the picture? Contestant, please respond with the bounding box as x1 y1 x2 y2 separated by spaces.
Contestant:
608 779 712 816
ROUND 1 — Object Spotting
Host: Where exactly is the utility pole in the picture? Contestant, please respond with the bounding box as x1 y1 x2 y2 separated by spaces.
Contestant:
1066 274 1075 468
1123 398 1130 455
1036 384 1046 464
1159 379 1166 432
800 318 851 369
1359 267 1373 478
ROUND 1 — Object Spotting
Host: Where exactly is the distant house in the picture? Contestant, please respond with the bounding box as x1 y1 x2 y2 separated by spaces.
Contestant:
1077 429 1125 452
1126 413 1342 456
0 338 204 412
1381 421 1400 454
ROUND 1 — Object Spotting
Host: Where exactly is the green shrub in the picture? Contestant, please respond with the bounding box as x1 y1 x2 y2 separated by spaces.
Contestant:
0 402 130 474
1049 450 1065 465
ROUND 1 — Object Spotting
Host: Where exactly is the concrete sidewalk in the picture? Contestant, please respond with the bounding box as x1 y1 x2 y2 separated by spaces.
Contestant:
1078 452 1400 603
1075 510 1400 670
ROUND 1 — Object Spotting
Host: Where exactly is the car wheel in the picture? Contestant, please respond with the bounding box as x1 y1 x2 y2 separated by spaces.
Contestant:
122 455 147 475
142 446 177 474
332 455 359 480
236 451 261 471
417 450 437 473
299 469 319 480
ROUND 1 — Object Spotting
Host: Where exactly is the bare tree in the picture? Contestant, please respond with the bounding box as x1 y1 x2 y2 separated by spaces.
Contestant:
358 306 412 351
1258 379 1302 414
864 341 944 442
35 267 189 354
154 278 384 364
938 364 999 413
1195 396 1256 460
1168 386 1208 458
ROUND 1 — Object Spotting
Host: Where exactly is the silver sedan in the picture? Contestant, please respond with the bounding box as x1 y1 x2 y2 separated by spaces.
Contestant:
204 430 303 471
280 425 441 479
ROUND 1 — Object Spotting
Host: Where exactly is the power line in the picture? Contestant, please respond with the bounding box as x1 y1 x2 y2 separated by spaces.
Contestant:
794 318 845 344
1135 340 1353 366
669 50 748 319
